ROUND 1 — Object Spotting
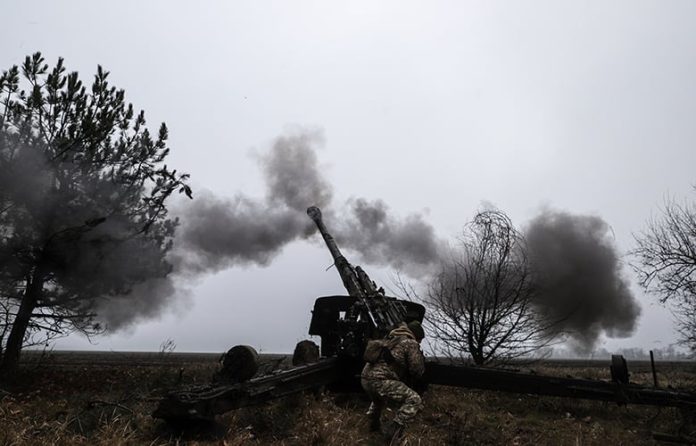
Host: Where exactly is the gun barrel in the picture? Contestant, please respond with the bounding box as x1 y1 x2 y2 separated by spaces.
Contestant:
307 207 346 266
307 206 408 331
307 206 364 297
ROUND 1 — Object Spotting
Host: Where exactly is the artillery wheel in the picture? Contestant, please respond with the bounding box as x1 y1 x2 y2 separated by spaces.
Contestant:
214 345 259 383
610 354 629 385
292 340 320 366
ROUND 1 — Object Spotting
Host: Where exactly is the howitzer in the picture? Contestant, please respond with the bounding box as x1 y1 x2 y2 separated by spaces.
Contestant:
154 206 424 421
306 206 424 358
154 208 696 423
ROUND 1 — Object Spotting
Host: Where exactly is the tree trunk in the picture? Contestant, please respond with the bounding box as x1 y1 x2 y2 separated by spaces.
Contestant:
0 269 44 374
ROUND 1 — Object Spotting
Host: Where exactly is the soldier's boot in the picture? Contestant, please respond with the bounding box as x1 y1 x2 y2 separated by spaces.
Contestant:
366 402 381 432
382 420 405 445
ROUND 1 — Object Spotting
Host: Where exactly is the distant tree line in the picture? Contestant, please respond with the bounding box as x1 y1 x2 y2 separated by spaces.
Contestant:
549 345 691 361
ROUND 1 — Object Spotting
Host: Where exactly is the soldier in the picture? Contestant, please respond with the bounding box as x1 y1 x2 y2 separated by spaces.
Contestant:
361 320 426 443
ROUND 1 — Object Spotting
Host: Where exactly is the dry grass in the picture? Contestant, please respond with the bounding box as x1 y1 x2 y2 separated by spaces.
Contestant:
1 355 695 445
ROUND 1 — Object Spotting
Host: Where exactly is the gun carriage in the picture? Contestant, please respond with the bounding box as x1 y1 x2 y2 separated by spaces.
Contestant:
154 207 696 423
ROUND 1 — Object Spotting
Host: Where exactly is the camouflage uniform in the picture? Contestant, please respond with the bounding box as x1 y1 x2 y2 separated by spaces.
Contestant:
361 323 425 426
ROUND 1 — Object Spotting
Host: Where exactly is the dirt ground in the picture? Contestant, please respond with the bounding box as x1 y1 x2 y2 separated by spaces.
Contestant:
1 352 695 445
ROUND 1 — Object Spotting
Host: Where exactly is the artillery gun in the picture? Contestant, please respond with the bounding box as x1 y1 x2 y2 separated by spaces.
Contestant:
154 207 696 423
304 206 425 360
154 206 424 421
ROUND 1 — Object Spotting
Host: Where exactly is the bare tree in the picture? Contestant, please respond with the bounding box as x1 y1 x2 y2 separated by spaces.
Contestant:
633 195 696 349
425 210 556 365
633 197 696 302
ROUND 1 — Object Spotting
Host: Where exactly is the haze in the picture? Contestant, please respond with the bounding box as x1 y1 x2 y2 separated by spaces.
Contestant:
2 1 694 354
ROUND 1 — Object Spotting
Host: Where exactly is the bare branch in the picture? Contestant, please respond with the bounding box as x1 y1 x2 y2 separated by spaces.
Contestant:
633 193 696 350
400 209 559 366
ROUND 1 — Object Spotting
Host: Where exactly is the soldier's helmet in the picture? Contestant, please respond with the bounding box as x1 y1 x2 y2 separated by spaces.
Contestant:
407 320 425 342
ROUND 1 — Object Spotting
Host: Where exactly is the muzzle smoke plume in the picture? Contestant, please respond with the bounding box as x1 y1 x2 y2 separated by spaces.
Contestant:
103 131 642 347
0 139 190 331
172 132 330 274
171 130 441 279
338 198 441 277
525 211 641 353
27 127 640 345
99 132 335 328
95 130 441 330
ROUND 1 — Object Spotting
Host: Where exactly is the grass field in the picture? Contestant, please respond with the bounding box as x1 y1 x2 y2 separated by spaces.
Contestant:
1 351 696 445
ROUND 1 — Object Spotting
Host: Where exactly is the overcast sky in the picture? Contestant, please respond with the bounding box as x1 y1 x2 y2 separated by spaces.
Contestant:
2 1 695 354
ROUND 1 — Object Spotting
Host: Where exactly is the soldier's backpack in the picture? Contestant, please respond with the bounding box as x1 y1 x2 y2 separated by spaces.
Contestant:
363 337 399 364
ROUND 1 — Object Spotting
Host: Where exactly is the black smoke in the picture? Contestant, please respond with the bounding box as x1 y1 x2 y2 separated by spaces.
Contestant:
3 130 643 344
95 130 641 349
172 132 330 274
261 131 333 213
525 210 641 353
94 130 442 330
337 198 441 277
170 130 442 280
0 139 184 331
96 278 185 330
98 132 332 329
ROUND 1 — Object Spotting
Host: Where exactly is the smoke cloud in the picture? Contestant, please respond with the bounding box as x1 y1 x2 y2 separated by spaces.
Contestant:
173 193 311 273
3 131 643 347
0 138 188 332
103 130 641 348
99 131 335 329
171 131 330 274
337 198 441 277
95 278 186 331
170 129 442 281
87 129 442 330
525 210 641 353
261 131 333 212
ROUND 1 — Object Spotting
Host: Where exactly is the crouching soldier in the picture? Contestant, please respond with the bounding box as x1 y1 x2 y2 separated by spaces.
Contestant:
361 320 426 443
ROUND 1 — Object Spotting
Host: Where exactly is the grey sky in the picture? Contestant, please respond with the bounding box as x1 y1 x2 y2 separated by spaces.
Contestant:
2 1 695 353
